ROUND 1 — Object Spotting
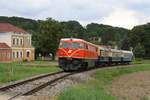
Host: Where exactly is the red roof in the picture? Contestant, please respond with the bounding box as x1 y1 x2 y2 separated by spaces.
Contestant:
0 23 28 33
0 43 10 48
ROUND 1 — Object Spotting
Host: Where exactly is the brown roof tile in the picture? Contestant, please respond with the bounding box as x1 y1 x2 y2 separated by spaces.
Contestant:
0 23 28 33
0 43 10 48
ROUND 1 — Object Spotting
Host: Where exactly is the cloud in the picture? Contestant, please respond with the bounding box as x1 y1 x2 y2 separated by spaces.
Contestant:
0 0 150 29
36 0 112 21
101 8 139 29
0 0 51 17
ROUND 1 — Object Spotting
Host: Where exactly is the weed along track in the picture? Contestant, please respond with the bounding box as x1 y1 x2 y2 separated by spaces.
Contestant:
0 71 74 100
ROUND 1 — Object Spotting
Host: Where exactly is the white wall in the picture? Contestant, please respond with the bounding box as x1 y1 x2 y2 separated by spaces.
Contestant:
0 32 32 48
0 32 12 46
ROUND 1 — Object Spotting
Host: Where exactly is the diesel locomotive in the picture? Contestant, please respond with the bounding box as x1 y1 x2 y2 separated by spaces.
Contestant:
57 38 133 71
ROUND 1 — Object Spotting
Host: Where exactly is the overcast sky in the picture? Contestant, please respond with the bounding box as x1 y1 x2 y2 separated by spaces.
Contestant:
0 0 150 29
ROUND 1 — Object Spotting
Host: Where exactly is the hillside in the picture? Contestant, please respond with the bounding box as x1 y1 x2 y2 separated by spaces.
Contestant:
0 16 39 32
0 16 149 58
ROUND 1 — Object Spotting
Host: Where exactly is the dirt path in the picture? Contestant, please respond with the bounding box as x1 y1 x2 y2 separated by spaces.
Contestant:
109 70 150 100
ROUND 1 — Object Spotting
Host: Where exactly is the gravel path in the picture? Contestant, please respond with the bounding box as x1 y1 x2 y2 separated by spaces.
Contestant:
109 70 150 100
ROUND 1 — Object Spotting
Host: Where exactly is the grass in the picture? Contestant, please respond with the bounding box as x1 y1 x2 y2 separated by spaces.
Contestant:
22 60 58 65
132 59 150 64
57 82 116 100
0 61 61 84
93 63 150 85
57 60 150 100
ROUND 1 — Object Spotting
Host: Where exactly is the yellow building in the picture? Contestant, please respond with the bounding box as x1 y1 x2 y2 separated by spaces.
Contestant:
0 23 35 61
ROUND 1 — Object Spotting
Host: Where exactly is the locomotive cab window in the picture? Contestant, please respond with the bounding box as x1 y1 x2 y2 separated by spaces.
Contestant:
59 41 84 49
59 42 69 48
72 42 84 49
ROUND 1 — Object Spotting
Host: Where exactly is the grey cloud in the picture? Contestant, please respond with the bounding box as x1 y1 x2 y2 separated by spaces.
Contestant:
0 0 150 28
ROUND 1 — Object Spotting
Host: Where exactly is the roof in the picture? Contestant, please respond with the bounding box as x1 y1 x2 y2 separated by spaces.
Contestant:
0 23 28 33
0 43 10 48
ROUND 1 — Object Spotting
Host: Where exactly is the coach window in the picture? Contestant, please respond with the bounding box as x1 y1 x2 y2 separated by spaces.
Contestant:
100 50 104 56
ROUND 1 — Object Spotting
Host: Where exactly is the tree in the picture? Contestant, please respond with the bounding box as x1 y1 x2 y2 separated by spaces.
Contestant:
129 23 150 58
61 21 85 39
36 18 63 60
133 43 145 58
86 23 129 46
121 36 130 50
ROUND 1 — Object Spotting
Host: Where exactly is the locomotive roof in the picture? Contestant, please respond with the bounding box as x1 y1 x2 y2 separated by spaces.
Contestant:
60 38 99 47
61 38 84 42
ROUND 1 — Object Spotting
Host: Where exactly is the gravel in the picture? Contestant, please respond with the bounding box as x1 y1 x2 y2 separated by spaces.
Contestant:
26 70 95 100
5 72 68 95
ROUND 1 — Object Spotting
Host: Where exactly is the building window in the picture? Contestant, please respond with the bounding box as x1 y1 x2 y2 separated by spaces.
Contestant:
17 39 19 45
7 53 10 58
13 38 15 45
20 51 22 58
13 52 15 58
27 51 30 58
27 37 31 46
16 52 19 58
20 39 23 46
29 39 31 46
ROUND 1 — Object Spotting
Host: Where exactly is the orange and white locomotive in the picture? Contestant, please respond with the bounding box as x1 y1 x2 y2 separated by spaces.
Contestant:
57 38 99 71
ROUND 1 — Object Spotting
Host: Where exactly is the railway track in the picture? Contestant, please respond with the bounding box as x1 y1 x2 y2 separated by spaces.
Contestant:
0 71 74 100
0 64 134 100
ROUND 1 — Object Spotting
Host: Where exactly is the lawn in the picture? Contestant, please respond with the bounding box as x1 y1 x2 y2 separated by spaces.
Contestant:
0 61 61 84
57 60 150 100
